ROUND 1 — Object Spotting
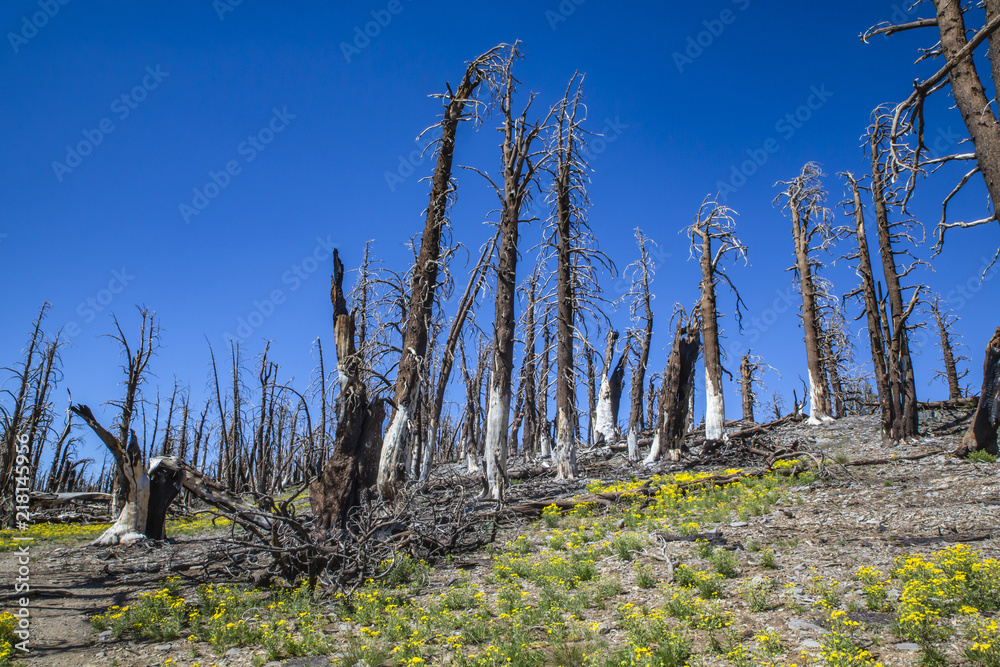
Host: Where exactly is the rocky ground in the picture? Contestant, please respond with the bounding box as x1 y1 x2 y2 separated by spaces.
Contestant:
6 406 996 667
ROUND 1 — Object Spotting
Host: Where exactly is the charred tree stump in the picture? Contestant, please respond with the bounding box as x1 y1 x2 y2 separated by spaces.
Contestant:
955 328 1000 457
145 456 185 540
645 318 701 463
310 250 384 533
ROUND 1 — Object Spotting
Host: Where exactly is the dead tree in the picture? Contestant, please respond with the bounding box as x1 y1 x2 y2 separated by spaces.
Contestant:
868 120 923 441
537 309 553 459
422 233 496 482
686 196 748 440
378 45 509 499
309 250 386 532
546 73 611 479
775 163 843 424
955 328 1000 456
865 1 1000 264
843 173 894 440
593 331 625 445
930 296 969 400
645 313 701 463
624 230 655 462
0 304 50 524
473 45 546 501
519 272 539 458
69 309 186 545
739 354 778 424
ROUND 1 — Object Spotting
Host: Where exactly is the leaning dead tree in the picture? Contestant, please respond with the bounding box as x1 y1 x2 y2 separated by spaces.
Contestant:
843 172 894 440
645 310 701 464
686 196 747 441
955 328 1000 456
473 43 547 501
864 1 1000 265
930 296 969 401
421 233 496 483
624 230 656 462
378 44 509 499
775 163 842 424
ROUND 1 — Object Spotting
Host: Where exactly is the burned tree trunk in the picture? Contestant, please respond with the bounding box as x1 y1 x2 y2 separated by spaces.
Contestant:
594 331 621 444
537 311 552 459
740 355 755 424
955 328 1000 456
378 45 508 499
423 234 496 483
870 129 920 441
520 273 539 458
626 231 655 462
481 47 543 501
310 250 385 533
931 296 969 400
844 173 894 440
645 317 701 464
776 163 840 424
549 74 594 480
687 197 747 440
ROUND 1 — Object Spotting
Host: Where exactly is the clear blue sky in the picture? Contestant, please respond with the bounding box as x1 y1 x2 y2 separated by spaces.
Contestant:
2 1 997 466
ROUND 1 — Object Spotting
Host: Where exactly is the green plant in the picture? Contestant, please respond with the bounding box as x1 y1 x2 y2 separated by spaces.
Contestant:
966 451 997 464
612 534 645 561
695 539 715 558
636 565 656 590
738 576 775 612
709 549 739 578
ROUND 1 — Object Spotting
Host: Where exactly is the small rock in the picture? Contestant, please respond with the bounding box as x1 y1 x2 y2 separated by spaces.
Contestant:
730 521 748 527
895 643 921 651
787 618 825 633
154 643 172 651
225 647 241 657
284 658 332 667
801 639 822 649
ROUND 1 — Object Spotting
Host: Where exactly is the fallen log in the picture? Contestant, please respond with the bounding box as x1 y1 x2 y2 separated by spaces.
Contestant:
919 397 979 409
28 492 111 509
726 413 805 440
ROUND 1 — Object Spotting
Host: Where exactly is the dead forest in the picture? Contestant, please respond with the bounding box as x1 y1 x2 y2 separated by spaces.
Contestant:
4 4 1000 633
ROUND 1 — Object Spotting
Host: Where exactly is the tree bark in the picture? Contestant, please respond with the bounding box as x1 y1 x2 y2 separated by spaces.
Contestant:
645 319 701 464
955 328 1000 456
379 46 505 499
311 250 385 532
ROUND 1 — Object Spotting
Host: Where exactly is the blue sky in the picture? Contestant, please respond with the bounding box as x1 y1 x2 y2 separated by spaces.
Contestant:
2 1 998 465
